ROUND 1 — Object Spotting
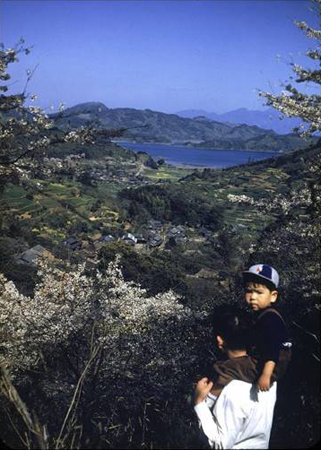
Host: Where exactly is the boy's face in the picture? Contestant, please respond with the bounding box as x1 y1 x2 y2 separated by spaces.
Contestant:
244 282 278 311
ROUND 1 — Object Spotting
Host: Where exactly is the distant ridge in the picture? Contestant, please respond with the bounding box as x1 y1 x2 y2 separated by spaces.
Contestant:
50 102 315 152
175 107 303 135
62 101 110 113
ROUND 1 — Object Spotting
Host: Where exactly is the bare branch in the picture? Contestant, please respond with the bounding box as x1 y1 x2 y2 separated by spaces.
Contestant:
292 320 320 344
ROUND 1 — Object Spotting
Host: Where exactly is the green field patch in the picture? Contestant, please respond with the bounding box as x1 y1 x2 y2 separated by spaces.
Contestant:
100 206 117 214
75 203 97 217
265 168 290 179
5 198 32 210
3 185 27 199
5 199 43 215
143 166 194 182
40 226 66 239
38 197 61 209
256 181 275 190
66 196 92 207
2 188 34 210
21 204 44 214
43 182 82 200
147 171 172 180
99 207 119 219
48 181 78 190
44 183 69 195
97 181 123 196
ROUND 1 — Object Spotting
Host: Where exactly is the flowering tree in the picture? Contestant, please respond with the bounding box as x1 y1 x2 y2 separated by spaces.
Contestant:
0 39 127 187
0 257 208 448
259 0 321 137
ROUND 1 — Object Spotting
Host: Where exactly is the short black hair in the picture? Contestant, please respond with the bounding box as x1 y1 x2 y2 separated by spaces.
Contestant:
242 273 277 292
211 305 252 351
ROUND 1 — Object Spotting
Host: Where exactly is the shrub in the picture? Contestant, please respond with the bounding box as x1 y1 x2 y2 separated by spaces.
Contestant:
0 257 208 449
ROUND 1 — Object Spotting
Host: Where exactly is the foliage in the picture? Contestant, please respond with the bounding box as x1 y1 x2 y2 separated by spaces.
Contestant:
255 10 321 441
0 40 126 189
99 242 187 296
259 0 321 137
230 147 321 448
1 24 321 449
1 143 320 448
120 183 223 229
194 132 316 152
0 257 208 448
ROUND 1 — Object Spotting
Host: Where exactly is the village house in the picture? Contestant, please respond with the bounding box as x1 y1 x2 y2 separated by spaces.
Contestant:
97 235 115 243
166 225 187 244
135 234 147 244
198 226 212 239
122 233 138 246
62 236 82 251
147 230 163 247
15 245 54 266
146 219 163 231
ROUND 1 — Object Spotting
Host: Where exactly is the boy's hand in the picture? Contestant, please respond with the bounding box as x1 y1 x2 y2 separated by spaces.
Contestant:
257 373 271 391
194 377 214 405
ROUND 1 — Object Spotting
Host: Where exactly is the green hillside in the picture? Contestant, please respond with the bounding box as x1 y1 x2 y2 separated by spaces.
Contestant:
50 102 317 152
1 134 320 448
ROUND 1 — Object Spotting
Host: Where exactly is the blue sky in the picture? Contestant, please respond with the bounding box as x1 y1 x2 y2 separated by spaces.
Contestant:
1 0 319 113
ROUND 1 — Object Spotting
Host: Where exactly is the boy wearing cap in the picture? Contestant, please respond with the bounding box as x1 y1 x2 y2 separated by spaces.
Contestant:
243 264 292 392
194 307 277 449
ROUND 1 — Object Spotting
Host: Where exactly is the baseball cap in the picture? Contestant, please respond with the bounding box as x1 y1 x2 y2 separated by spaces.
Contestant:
242 264 279 289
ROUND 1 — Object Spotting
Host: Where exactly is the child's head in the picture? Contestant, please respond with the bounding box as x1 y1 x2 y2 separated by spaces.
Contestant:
211 306 252 352
242 264 279 311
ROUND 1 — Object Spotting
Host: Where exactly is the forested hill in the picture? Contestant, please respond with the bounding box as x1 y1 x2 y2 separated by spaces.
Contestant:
50 102 317 152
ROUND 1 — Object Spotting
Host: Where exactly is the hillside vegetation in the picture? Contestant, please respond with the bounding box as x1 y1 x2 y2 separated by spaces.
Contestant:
50 102 317 152
1 23 320 448
1 129 320 448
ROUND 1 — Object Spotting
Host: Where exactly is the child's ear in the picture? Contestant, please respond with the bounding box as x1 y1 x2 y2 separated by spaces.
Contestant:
270 290 278 303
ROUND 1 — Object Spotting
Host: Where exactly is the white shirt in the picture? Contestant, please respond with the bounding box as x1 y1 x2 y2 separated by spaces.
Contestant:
194 380 277 449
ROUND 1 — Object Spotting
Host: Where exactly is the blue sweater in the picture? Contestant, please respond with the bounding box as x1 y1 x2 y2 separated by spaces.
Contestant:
254 308 289 363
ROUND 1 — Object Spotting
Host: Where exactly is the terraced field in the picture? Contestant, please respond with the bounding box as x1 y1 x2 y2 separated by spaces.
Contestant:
1 179 122 245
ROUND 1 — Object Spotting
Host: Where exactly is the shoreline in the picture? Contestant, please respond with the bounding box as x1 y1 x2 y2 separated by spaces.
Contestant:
113 140 285 154
163 162 219 170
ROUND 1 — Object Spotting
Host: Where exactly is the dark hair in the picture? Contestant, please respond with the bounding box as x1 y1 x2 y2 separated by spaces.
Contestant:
211 305 252 351
242 273 277 292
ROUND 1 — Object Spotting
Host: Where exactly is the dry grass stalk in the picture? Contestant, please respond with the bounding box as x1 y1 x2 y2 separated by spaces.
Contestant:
0 365 48 449
54 343 101 449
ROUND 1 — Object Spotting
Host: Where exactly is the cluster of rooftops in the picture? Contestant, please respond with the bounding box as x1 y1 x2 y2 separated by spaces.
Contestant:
62 219 189 251
15 220 215 267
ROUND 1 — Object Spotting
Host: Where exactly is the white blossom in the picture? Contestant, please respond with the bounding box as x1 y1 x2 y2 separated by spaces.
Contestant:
0 257 207 389
227 193 255 204
259 0 321 137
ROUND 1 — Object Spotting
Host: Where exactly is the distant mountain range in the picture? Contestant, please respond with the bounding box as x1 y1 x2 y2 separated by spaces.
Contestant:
50 102 315 153
175 107 303 135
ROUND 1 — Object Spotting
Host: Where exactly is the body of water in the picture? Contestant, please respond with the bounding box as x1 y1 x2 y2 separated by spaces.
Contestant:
117 142 281 168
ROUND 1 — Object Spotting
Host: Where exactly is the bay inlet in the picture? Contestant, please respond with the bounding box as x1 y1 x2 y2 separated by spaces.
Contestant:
117 142 281 169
